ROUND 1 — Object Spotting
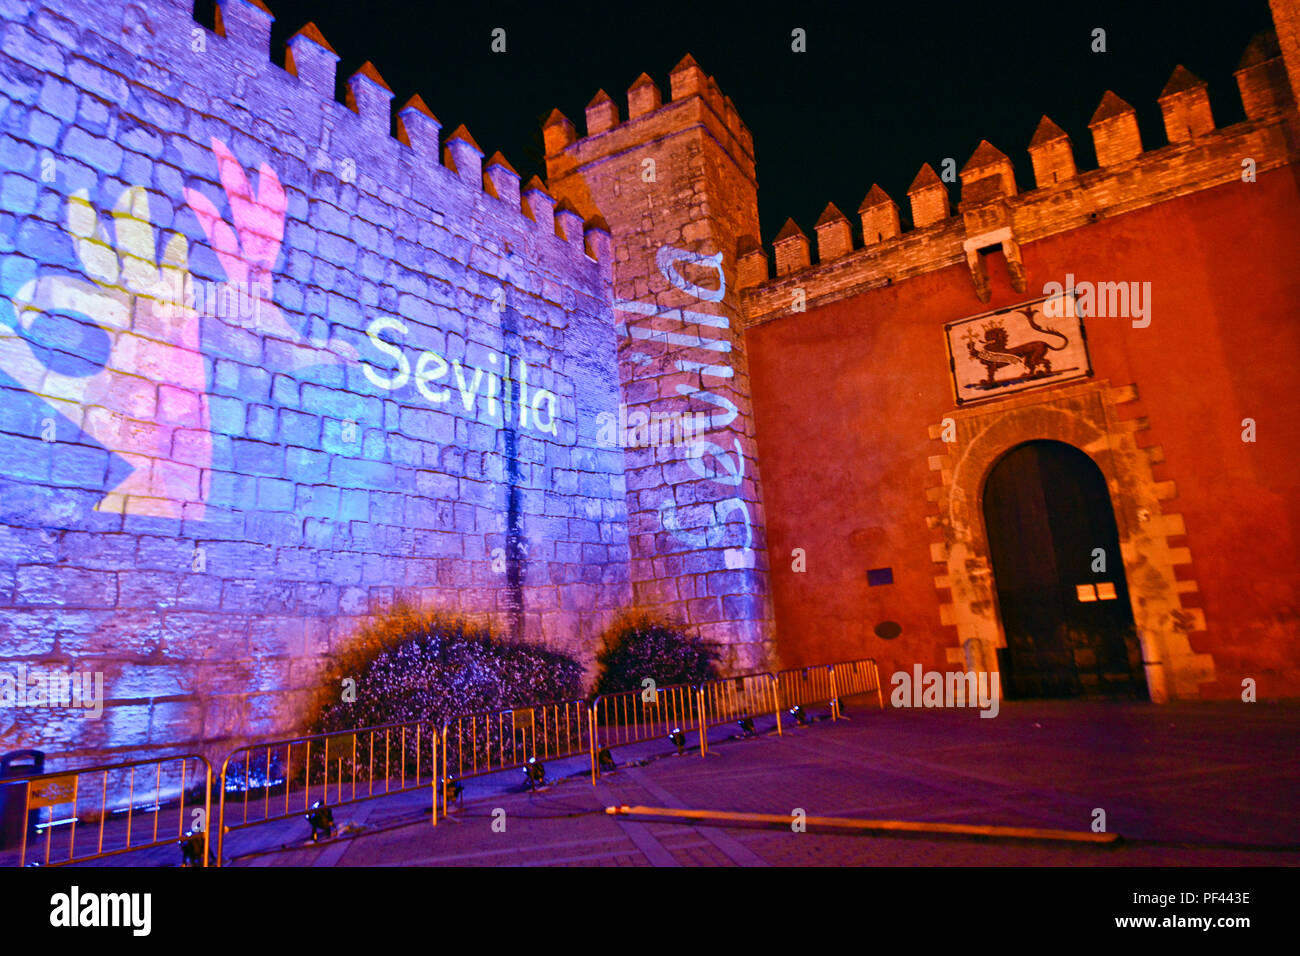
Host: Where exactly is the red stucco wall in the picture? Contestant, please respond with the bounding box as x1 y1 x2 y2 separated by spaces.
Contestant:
748 166 1300 697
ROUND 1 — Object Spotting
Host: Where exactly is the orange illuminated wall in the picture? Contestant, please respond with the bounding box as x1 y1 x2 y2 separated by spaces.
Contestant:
746 167 1300 698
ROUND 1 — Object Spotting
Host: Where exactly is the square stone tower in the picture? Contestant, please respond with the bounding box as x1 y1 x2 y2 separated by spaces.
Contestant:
544 56 774 671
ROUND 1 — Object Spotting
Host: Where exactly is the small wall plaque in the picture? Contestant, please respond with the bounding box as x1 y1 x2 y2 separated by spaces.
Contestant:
946 290 1091 405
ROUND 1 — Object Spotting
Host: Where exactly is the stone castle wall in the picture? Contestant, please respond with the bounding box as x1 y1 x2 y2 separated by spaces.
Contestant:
3 0 1300 779
544 58 775 673
0 0 630 767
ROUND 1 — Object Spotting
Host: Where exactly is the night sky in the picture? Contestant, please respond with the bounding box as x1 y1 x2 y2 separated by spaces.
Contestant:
253 0 1274 245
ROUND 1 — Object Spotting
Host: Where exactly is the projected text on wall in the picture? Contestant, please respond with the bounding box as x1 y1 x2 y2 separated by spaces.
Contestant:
614 245 754 568
0 136 564 520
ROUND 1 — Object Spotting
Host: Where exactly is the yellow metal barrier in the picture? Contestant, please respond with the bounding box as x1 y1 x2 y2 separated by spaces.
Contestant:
698 672 783 751
829 658 884 714
588 681 706 781
7 754 212 867
217 720 438 866
441 698 590 809
775 665 839 722
5 655 891 868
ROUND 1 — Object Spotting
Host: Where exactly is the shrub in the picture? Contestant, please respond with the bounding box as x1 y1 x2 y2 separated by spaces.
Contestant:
592 613 720 697
302 606 585 778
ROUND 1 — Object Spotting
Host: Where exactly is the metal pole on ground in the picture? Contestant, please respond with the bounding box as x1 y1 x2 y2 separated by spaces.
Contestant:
605 804 1121 845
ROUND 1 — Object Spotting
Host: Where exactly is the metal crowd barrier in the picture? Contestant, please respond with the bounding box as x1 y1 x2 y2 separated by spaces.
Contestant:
588 681 706 781
6 753 212 867
775 664 840 722
698 672 783 751
829 658 885 713
7 657 886 867
441 698 590 809
216 720 439 866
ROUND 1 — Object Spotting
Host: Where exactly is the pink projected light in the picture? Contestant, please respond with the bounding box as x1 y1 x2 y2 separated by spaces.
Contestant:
185 137 286 304
0 137 352 520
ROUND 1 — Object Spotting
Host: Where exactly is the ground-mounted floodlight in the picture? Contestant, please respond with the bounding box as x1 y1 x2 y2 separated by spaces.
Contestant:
668 728 686 755
178 830 210 866
597 747 617 773
737 717 756 737
789 705 809 726
443 776 465 804
522 757 545 790
305 801 334 842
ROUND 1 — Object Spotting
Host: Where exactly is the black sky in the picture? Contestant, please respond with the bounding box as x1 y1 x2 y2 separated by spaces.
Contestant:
253 0 1275 245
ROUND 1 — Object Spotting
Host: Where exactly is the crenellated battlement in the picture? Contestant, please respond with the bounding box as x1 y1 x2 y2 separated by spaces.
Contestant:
740 30 1299 323
544 53 757 198
183 0 612 262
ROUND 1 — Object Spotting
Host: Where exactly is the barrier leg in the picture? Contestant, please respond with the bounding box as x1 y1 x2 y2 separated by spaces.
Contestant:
215 783 226 867
697 688 709 757
202 767 212 867
18 785 29 867
440 727 448 821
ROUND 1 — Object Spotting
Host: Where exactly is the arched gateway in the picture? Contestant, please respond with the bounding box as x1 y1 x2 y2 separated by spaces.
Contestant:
982 440 1148 698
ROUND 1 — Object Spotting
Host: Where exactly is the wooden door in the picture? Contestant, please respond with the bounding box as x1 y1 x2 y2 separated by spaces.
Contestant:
983 441 1147 699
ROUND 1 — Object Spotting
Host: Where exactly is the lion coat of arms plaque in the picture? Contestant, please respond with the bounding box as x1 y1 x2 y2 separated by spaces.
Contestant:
944 291 1091 404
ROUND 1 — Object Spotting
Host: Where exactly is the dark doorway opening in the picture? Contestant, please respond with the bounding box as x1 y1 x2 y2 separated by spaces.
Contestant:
982 440 1148 700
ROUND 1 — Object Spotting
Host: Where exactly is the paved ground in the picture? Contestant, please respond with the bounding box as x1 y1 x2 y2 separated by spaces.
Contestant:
208 697 1300 866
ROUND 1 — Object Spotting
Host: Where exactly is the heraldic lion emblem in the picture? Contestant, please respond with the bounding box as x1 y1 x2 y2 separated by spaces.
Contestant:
965 309 1069 385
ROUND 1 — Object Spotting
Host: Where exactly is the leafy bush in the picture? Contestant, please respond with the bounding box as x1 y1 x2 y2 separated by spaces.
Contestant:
304 606 585 778
592 613 720 697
